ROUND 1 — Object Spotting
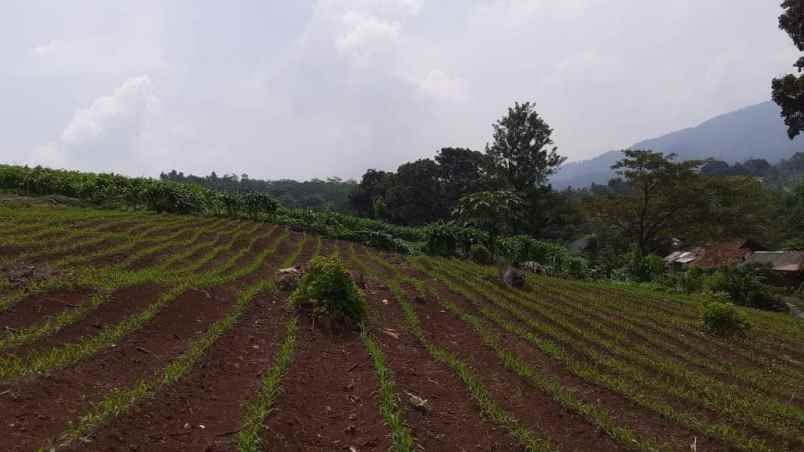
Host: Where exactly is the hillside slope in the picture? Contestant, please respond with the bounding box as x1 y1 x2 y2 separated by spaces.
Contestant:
0 201 802 451
554 101 804 188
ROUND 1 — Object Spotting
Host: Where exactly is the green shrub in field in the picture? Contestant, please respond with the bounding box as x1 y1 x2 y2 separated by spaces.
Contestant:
143 181 205 215
470 244 493 265
657 267 706 293
242 192 278 219
622 248 664 283
701 292 751 338
702 265 785 311
423 222 487 257
681 267 706 293
497 235 590 278
290 256 366 328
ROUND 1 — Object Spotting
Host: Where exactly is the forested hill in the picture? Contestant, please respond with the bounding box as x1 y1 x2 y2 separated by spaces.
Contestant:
553 101 804 188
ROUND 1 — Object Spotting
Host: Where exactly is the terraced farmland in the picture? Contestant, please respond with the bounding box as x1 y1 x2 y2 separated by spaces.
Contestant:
1 203 803 452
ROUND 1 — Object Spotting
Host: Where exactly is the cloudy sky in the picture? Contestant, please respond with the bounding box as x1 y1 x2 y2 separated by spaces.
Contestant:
2 0 799 180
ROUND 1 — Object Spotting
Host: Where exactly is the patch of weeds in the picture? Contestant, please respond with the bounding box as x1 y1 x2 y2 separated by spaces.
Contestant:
470 243 493 265
702 292 751 338
289 255 366 329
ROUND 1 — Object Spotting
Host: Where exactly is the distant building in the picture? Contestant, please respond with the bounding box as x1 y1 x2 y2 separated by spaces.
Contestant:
664 239 764 270
744 251 804 286
664 242 804 287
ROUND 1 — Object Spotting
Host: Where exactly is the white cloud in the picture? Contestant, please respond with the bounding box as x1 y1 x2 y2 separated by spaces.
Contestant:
336 11 401 60
31 76 165 175
62 76 159 145
418 69 468 101
6 0 801 180
27 7 164 76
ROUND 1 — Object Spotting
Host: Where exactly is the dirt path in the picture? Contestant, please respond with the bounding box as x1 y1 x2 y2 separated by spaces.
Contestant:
259 316 389 452
5 284 165 356
0 288 92 332
363 280 522 450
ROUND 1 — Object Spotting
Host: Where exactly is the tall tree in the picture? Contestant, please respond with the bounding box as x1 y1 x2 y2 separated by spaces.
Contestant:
587 150 707 254
485 102 566 191
434 147 488 209
385 159 446 225
772 0 804 138
348 169 394 218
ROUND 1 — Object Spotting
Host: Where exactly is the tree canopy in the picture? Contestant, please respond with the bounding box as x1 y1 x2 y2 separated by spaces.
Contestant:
485 102 566 191
772 1 804 138
452 190 525 254
586 150 707 254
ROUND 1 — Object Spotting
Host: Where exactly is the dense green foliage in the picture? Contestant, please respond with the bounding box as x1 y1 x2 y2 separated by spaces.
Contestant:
350 104 571 238
421 222 486 257
290 256 366 327
485 101 566 191
0 164 278 219
498 235 589 278
701 295 752 338
161 170 355 212
701 265 786 311
0 164 428 254
772 1 804 138
452 190 525 256
470 243 493 265
585 150 707 254
349 149 488 226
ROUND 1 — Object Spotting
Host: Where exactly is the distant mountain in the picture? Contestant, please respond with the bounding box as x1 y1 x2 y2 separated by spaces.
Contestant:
552 101 804 188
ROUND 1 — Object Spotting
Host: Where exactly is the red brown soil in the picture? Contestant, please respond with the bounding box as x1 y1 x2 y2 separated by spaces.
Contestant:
33 238 125 265
531 281 788 381
318 238 335 256
64 292 291 452
0 286 236 452
230 229 298 290
259 315 390 452
454 277 798 447
93 219 149 233
5 284 165 356
426 278 731 452
396 278 624 452
292 232 320 265
87 233 192 268
0 262 67 298
194 224 273 274
1 227 796 452
361 279 523 451
121 219 237 271
85 219 213 268
0 288 92 332
125 232 219 271
62 230 303 451
352 250 627 451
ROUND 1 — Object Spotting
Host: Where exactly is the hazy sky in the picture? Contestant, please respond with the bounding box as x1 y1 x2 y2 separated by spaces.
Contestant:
2 0 799 180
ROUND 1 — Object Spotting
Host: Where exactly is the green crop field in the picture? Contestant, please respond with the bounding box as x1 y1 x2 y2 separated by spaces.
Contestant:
0 199 802 452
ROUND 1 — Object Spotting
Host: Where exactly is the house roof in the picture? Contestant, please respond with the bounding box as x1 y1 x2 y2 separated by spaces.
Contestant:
663 239 764 269
744 251 804 272
664 250 700 264
688 241 756 269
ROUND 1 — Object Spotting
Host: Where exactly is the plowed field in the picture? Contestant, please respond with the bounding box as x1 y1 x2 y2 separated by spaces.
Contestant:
1 204 802 451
